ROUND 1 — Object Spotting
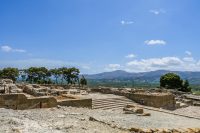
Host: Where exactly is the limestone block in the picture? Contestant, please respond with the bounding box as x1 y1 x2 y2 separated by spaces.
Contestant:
134 108 144 114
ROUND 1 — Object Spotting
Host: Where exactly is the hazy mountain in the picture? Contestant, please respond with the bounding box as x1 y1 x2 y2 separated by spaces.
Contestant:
85 70 200 84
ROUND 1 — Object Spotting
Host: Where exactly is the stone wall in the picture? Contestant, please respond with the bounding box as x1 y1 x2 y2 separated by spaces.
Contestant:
57 98 92 108
127 93 175 109
0 94 57 110
0 93 92 110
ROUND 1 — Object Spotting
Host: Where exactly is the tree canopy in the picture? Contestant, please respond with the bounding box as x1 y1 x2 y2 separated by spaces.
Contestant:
160 73 191 92
0 67 19 82
0 67 85 86
80 75 87 87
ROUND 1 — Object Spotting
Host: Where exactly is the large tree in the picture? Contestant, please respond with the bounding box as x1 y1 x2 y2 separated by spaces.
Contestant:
0 67 19 82
80 75 87 87
62 67 80 85
50 68 61 84
26 67 51 84
160 73 192 92
160 73 183 89
180 79 192 92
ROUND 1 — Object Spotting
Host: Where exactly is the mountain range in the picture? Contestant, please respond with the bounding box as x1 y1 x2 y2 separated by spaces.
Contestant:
85 70 200 84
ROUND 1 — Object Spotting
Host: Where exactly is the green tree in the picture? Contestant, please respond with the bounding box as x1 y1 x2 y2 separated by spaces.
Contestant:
50 68 61 84
62 67 80 85
1 67 19 82
180 80 191 92
26 67 51 84
80 75 87 87
0 70 3 78
160 73 183 89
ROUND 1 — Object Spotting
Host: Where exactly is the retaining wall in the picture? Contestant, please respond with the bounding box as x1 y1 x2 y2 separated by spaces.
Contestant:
57 98 92 108
0 93 92 110
127 93 175 109
0 93 57 110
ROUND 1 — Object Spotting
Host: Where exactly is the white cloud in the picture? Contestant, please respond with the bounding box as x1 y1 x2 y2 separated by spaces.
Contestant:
183 57 195 62
127 57 182 68
145 40 166 45
125 56 200 72
105 64 121 71
185 51 192 56
1 45 26 53
121 20 134 25
150 9 166 15
125 54 136 59
1 46 12 52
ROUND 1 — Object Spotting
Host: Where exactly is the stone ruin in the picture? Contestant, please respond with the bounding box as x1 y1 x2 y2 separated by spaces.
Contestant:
92 86 200 109
0 79 92 110
92 87 177 110
1 78 199 110
0 79 23 93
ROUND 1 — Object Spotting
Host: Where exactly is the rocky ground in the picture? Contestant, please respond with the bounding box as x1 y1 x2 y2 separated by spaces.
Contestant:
0 106 200 133
0 107 126 133
173 106 200 118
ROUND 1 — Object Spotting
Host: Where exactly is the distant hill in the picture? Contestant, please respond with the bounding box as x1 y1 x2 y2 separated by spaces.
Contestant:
85 70 200 85
84 70 135 79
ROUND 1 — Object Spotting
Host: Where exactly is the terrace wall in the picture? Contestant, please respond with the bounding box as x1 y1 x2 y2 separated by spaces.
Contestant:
127 93 175 109
57 98 92 108
0 94 57 110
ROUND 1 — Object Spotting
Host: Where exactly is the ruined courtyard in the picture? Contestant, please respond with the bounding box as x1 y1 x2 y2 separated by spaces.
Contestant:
0 79 200 133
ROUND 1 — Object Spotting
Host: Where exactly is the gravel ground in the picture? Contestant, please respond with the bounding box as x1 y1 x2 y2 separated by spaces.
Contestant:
173 106 200 118
89 108 200 129
0 106 200 133
0 107 127 133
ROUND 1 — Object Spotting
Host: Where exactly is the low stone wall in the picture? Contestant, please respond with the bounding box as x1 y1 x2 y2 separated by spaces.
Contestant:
57 98 92 108
0 93 92 110
127 93 175 109
0 93 57 110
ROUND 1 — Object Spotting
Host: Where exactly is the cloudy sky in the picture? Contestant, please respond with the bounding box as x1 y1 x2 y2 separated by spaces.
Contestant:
0 0 200 74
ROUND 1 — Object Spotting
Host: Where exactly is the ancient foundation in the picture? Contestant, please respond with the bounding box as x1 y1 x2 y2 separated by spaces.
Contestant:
127 93 175 109
0 93 92 110
91 87 176 109
0 93 57 110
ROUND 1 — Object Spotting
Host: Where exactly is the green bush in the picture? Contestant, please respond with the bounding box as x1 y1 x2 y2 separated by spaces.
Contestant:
160 73 182 89
160 73 191 92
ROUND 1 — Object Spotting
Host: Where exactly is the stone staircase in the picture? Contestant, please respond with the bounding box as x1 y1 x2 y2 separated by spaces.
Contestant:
92 97 136 110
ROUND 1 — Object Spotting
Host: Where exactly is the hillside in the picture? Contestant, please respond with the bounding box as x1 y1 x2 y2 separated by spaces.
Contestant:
85 70 200 87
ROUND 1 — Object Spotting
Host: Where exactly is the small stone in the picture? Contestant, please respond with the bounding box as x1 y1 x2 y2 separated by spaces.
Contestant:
89 117 96 121
134 108 144 114
189 128 200 133
141 129 152 133
137 113 151 116
56 127 61 130
64 125 73 129
129 127 142 132
12 128 21 133
58 115 65 118
80 118 85 121
57 105 62 109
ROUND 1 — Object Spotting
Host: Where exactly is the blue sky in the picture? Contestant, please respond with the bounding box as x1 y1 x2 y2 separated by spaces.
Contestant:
0 0 200 74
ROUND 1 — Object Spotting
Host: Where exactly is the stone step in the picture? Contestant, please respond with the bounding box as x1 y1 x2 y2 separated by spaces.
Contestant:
92 97 135 110
194 102 200 106
93 104 126 110
92 98 133 103
92 100 134 106
92 101 135 106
